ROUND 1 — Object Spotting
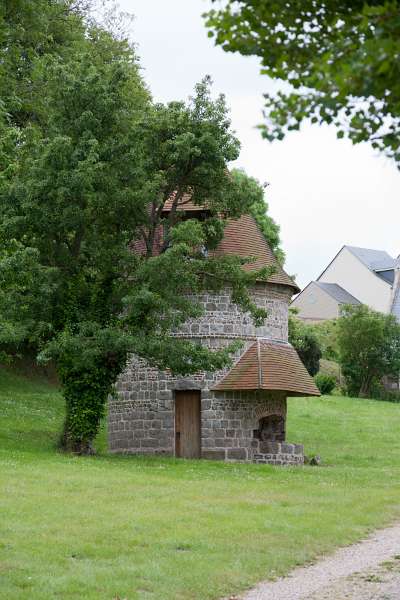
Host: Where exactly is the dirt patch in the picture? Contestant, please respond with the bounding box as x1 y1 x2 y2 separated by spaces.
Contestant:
232 523 400 600
307 557 400 599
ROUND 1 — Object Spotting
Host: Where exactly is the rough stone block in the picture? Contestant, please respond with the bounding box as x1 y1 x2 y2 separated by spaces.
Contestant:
140 439 158 448
281 443 294 454
213 428 226 437
202 450 226 461
259 441 280 454
201 438 216 448
227 448 247 460
214 438 229 447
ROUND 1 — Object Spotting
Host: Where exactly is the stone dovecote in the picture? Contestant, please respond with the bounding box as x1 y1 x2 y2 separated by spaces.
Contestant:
108 214 319 465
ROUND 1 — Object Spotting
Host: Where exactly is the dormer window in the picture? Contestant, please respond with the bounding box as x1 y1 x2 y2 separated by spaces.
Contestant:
375 269 395 285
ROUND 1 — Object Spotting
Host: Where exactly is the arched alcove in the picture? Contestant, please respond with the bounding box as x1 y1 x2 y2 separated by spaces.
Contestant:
254 414 285 443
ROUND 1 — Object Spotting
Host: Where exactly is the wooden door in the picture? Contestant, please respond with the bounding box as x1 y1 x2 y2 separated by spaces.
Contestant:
175 391 201 458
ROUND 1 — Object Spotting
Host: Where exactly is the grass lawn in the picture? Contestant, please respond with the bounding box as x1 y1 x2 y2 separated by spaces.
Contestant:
1 367 400 599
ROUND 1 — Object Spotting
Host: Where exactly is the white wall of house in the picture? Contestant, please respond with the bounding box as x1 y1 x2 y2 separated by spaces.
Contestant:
318 247 392 313
292 282 340 321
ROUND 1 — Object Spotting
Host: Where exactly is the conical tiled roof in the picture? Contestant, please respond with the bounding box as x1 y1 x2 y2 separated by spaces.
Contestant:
211 214 299 291
212 340 320 396
161 196 299 292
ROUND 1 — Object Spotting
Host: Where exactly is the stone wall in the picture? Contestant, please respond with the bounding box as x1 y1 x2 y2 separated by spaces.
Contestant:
175 283 291 342
108 283 299 464
108 385 294 462
201 390 287 462
253 442 304 466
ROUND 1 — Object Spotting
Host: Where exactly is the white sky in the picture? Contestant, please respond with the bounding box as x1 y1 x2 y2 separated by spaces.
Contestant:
119 0 400 288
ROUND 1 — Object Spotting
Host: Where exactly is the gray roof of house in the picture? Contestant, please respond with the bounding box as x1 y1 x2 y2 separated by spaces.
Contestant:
314 282 361 305
346 246 396 272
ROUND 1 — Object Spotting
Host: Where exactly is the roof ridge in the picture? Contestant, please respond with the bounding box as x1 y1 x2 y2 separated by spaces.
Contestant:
345 246 395 270
314 281 361 304
345 244 392 253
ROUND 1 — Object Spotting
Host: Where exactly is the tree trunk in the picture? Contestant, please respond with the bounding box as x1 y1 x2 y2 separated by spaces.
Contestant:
359 375 373 398
55 348 126 456
58 381 105 455
59 418 96 455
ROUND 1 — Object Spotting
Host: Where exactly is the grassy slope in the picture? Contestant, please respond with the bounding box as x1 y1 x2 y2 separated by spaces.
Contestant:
1 367 400 600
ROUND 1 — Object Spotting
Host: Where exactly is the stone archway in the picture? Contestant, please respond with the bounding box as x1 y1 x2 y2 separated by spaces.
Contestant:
253 393 287 445
258 414 285 442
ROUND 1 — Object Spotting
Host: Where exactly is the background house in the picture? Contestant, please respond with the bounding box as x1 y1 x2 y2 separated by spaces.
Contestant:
292 245 400 322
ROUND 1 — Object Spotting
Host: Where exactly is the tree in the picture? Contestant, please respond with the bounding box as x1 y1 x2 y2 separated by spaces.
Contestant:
288 312 321 376
1 6 274 453
309 320 339 362
0 240 56 362
0 0 88 128
337 304 400 397
205 1 400 165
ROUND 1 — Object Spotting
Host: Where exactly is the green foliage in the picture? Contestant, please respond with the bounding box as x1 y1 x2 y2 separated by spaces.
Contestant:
230 168 284 263
288 313 322 376
369 380 400 403
135 76 242 232
0 2 277 452
319 358 341 387
0 0 87 129
337 304 400 398
0 240 56 350
39 324 133 453
314 372 336 395
309 320 339 362
205 1 400 165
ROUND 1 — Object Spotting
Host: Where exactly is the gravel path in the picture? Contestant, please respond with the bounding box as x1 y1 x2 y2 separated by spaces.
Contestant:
231 523 400 600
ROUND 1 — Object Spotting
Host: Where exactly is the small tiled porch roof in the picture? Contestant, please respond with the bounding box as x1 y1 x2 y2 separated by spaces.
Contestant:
212 340 320 397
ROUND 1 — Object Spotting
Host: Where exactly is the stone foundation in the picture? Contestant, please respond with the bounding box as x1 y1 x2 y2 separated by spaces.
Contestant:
253 442 304 466
109 386 305 465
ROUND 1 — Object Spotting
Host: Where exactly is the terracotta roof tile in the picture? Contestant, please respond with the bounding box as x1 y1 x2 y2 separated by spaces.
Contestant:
162 192 205 213
212 340 320 396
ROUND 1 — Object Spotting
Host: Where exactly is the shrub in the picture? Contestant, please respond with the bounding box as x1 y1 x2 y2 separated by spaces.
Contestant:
369 380 400 403
314 373 336 395
337 304 400 397
309 320 339 361
319 359 341 386
289 314 322 376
